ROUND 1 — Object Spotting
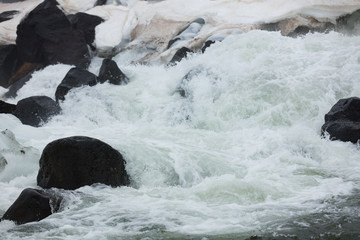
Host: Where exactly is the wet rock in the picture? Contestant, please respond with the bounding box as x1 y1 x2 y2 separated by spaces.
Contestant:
0 45 24 88
0 100 16 114
321 97 360 143
168 47 194 65
0 10 20 24
37 136 130 190
95 0 108 6
201 40 216 53
55 67 97 101
175 68 202 97
68 12 104 49
1 188 61 225
98 59 129 85
13 96 61 127
16 0 90 68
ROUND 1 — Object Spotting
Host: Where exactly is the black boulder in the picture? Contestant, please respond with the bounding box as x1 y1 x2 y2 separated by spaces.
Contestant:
1 188 60 225
0 100 16 114
55 67 97 101
321 97 360 143
37 136 130 190
13 96 61 127
16 0 90 68
98 59 129 85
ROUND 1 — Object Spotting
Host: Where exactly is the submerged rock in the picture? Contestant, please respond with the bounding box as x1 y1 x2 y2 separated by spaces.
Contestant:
37 136 130 190
55 67 97 101
16 0 90 68
98 59 129 85
168 47 194 65
13 96 61 127
1 188 61 225
321 97 360 143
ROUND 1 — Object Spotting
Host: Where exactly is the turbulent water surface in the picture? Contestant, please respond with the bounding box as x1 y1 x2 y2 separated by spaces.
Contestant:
1 30 360 239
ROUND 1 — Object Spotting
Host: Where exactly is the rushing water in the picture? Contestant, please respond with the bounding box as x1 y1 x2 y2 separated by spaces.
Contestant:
1 30 360 239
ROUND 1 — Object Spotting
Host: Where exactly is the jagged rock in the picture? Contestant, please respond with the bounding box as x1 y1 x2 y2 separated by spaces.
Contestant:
68 12 104 49
168 47 194 65
55 67 97 101
1 188 61 225
0 45 24 88
0 10 20 24
321 97 360 143
16 0 90 68
37 136 130 190
98 59 129 85
13 96 61 127
0 100 16 114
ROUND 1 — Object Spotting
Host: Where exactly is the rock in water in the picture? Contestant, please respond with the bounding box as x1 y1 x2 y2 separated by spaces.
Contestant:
0 45 24 88
55 67 97 101
1 188 60 225
321 97 360 143
168 47 194 66
98 59 129 85
13 96 61 127
0 10 20 24
37 136 130 190
16 0 90 68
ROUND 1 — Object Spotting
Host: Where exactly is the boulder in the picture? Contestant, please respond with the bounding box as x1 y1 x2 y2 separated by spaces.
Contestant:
1 188 61 225
55 67 97 101
37 136 130 190
16 0 90 68
168 47 194 66
0 100 16 114
68 12 104 50
321 97 360 143
0 45 24 88
13 96 61 127
167 18 205 49
98 59 129 85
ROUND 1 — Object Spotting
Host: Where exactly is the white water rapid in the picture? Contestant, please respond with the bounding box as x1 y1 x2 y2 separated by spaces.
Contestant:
1 1 360 239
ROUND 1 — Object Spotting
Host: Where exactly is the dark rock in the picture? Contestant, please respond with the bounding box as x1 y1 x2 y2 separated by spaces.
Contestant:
68 12 104 49
16 0 90 68
98 59 129 85
55 67 97 101
95 0 108 6
168 47 194 65
1 188 61 225
0 100 16 114
13 96 61 127
0 10 20 23
0 45 24 88
37 136 130 190
201 40 216 53
321 97 360 143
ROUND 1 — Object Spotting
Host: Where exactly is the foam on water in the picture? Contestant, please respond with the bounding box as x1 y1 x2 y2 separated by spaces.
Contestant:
1 30 360 239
